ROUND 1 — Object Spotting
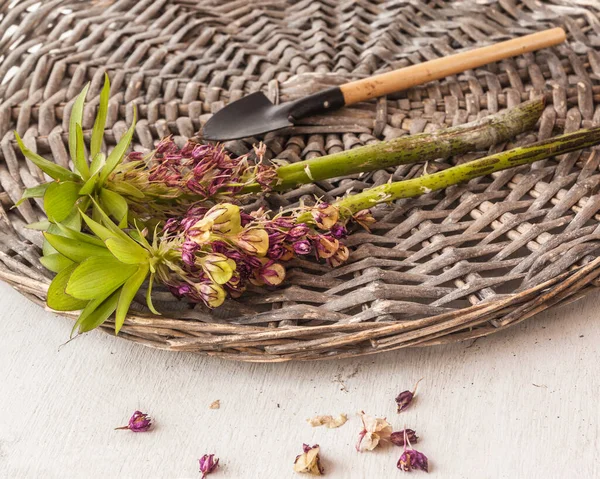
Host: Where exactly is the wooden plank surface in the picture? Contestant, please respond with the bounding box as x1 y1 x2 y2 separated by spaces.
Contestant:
0 281 598 478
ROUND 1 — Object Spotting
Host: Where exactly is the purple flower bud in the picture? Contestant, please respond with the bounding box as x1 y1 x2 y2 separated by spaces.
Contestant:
127 151 144 161
115 411 152 432
288 224 309 239
156 137 177 154
330 223 348 239
163 218 179 234
396 379 423 413
181 239 199 267
191 144 212 161
273 217 295 229
267 243 285 260
268 230 287 244
180 141 196 156
240 212 254 226
391 429 419 447
199 454 219 478
293 240 312 255
397 449 428 473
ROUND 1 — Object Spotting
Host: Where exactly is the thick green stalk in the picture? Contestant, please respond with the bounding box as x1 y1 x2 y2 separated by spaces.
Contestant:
333 127 600 217
242 98 545 193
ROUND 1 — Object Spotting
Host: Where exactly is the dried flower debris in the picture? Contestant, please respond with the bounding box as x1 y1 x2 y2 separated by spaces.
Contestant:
209 400 220 410
390 429 419 447
115 410 152 432
307 414 347 429
396 378 423 413
356 411 393 452
397 431 428 473
199 454 219 478
293 444 324 475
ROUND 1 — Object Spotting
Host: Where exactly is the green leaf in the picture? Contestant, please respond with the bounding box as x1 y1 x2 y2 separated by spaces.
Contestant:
146 272 160 315
108 181 145 199
77 289 120 333
115 263 149 334
25 220 51 231
71 285 118 337
90 152 105 176
55 222 106 247
40 253 74 273
43 232 113 263
74 123 90 180
42 224 61 255
61 206 82 231
99 188 128 228
129 222 152 250
88 197 130 240
105 237 149 264
68 83 90 175
78 171 99 195
15 182 51 207
47 263 89 311
15 132 79 182
79 210 119 242
66 256 137 300
99 106 137 185
91 74 110 159
44 181 80 223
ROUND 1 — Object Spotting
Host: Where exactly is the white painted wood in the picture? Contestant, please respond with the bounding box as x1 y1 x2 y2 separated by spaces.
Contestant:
0 281 598 478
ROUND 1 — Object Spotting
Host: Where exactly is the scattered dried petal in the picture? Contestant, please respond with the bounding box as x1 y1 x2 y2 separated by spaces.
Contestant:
396 378 423 413
307 414 347 429
293 444 323 475
390 429 419 447
398 449 429 473
356 411 392 452
115 411 152 432
199 454 220 478
209 400 220 410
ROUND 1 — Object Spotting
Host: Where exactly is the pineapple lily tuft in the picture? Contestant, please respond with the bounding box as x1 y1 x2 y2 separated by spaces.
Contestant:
16 77 600 336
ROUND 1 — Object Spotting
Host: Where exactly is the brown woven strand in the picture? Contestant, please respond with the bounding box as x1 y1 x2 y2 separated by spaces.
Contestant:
1 0 600 361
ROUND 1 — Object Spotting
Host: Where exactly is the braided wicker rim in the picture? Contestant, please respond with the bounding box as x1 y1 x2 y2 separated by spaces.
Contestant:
2 0 600 361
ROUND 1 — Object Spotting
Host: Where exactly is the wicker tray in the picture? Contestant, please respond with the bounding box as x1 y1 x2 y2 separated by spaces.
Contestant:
1 0 600 361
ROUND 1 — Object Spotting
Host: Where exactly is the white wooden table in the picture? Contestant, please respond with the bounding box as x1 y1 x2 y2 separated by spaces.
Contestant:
0 280 598 478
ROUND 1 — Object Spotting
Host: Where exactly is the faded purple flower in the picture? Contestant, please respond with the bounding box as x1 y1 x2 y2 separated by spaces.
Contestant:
330 223 347 239
181 239 199 267
287 224 309 239
273 217 295 229
199 454 219 478
396 378 423 413
311 203 339 230
398 449 429 473
293 240 312 255
267 243 285 260
314 234 339 259
115 411 152 432
391 429 419 447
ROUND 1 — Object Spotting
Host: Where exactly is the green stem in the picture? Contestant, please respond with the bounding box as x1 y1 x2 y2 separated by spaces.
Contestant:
333 127 600 218
242 98 545 193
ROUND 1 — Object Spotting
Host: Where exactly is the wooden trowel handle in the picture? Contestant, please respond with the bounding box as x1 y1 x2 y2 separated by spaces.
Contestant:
339 27 566 105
